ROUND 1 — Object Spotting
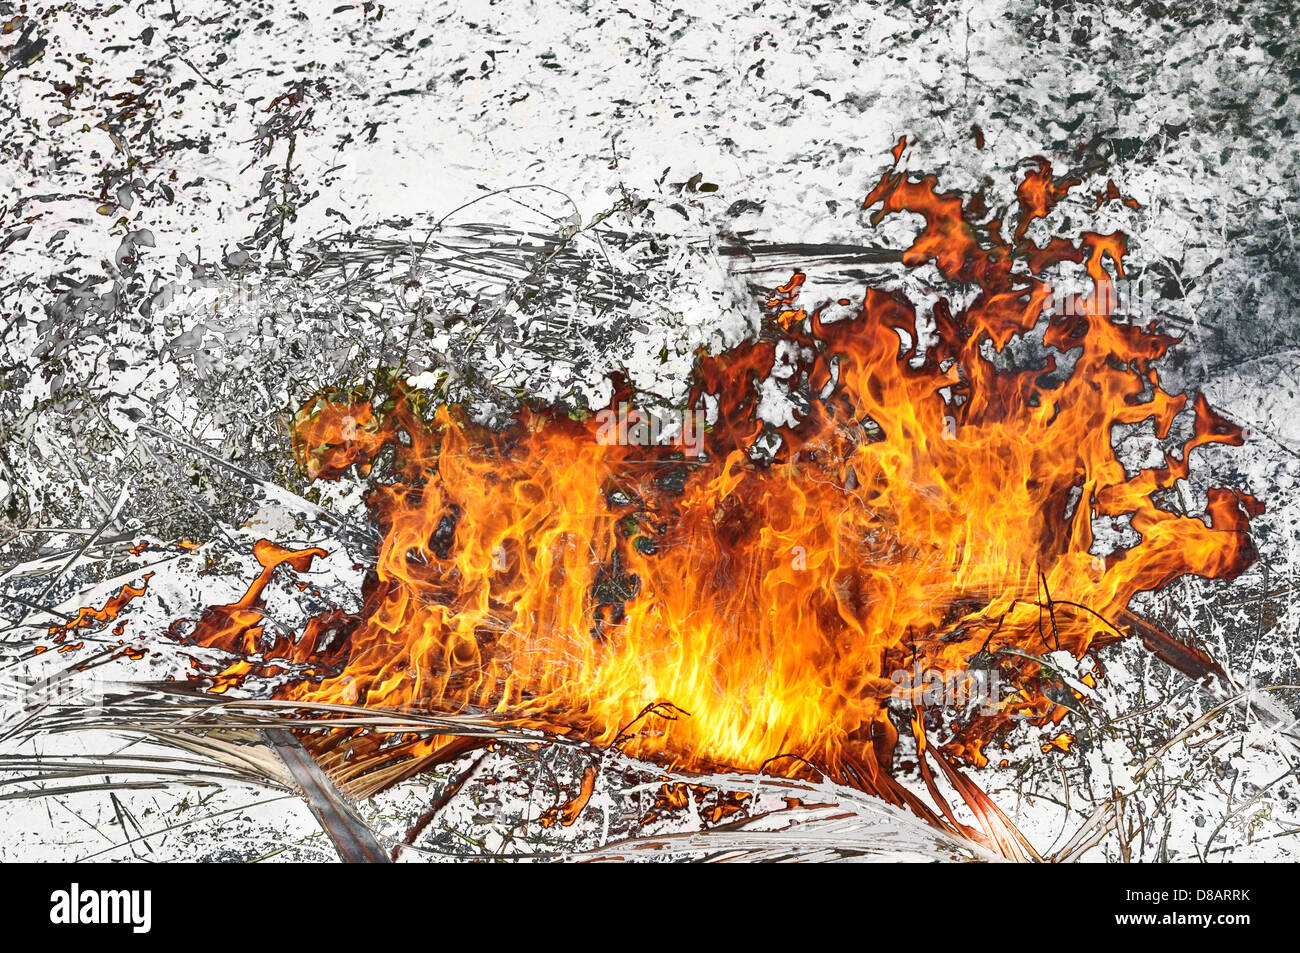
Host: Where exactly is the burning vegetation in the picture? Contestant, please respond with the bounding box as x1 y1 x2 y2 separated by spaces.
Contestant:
169 144 1260 850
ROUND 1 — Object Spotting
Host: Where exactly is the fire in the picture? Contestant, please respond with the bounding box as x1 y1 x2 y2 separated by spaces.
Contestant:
48 574 152 649
179 144 1259 825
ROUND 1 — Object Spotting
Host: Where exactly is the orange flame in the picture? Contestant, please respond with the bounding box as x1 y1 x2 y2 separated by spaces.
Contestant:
179 146 1259 825
47 574 153 654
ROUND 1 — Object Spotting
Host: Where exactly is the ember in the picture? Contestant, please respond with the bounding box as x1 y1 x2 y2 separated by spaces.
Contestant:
179 145 1259 845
